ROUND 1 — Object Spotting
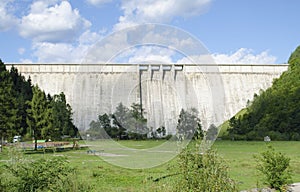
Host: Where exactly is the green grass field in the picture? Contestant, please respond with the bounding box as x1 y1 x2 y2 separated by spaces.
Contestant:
1 140 299 191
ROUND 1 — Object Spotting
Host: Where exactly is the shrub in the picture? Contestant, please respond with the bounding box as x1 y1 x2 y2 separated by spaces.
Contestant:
254 145 292 191
0 149 92 192
175 143 238 192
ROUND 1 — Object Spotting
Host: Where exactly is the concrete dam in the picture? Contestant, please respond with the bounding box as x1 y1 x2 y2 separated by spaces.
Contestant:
6 63 288 133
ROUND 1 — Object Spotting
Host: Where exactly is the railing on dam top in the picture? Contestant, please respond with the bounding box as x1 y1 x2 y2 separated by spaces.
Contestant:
5 63 289 74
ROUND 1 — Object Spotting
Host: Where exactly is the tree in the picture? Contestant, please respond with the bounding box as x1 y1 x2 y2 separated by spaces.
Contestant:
100 113 118 138
9 66 33 137
87 113 115 139
0 60 18 144
111 103 129 139
176 108 202 140
128 103 148 139
111 102 148 140
88 102 150 140
205 124 219 141
227 46 300 140
156 126 166 138
27 85 52 150
50 92 78 139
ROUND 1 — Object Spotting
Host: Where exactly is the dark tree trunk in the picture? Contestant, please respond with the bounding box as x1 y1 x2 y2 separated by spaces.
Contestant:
34 138 37 150
0 136 3 152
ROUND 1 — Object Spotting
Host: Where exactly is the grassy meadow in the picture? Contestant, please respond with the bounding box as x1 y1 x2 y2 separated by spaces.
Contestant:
1 140 300 191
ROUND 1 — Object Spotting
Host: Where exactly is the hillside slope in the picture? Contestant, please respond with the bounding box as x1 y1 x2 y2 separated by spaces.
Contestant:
227 46 300 140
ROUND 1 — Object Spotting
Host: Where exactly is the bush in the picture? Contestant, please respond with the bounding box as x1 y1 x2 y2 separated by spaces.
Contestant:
254 145 292 191
0 149 92 192
175 143 238 191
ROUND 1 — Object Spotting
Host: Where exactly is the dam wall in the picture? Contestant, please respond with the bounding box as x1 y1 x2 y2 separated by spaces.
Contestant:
6 64 289 133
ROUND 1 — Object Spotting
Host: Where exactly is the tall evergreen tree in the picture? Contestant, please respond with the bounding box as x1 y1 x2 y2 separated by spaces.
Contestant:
9 66 33 136
0 60 18 144
50 92 77 139
27 85 52 150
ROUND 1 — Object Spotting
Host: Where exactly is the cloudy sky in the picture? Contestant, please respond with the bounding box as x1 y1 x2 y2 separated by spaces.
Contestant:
0 0 299 64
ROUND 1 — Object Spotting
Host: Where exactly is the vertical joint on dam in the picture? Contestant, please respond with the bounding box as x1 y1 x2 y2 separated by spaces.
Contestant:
150 65 160 80
162 65 172 80
174 64 184 80
138 65 148 116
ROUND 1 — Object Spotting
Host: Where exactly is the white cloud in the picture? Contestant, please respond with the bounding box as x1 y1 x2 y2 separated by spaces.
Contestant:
31 29 105 63
176 54 214 64
86 0 112 6
111 46 175 64
120 47 277 65
0 0 17 31
78 30 103 45
114 0 212 30
20 59 33 64
19 1 91 43
18 47 25 55
82 24 213 64
32 42 84 63
212 48 277 64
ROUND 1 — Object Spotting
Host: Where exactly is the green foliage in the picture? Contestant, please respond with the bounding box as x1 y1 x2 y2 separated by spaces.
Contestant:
87 102 149 140
0 152 91 192
288 46 300 70
176 108 203 140
26 86 52 149
110 102 133 139
88 105 204 140
50 92 78 140
205 124 219 141
26 88 77 146
0 60 76 144
126 103 148 139
87 113 114 139
9 66 33 137
0 60 19 142
254 145 292 191
175 142 238 191
228 47 300 140
154 126 167 138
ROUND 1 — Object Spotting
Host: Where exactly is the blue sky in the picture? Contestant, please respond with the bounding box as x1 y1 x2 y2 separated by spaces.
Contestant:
0 0 299 64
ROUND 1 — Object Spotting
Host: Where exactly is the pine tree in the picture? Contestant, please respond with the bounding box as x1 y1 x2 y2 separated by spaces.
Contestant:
9 66 33 136
50 92 77 139
0 60 18 144
27 85 52 150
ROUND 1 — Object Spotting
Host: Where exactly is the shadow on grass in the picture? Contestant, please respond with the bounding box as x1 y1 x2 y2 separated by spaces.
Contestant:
23 146 89 155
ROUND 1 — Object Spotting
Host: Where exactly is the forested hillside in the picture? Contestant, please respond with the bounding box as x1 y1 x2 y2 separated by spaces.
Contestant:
228 46 300 140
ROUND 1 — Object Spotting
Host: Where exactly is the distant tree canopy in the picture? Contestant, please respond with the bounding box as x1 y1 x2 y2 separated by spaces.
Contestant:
86 103 149 140
176 108 203 140
228 46 300 140
87 104 203 140
0 59 77 145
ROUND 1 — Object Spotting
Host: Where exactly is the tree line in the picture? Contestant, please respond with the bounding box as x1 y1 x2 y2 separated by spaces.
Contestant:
85 103 204 140
227 46 300 140
0 60 78 149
